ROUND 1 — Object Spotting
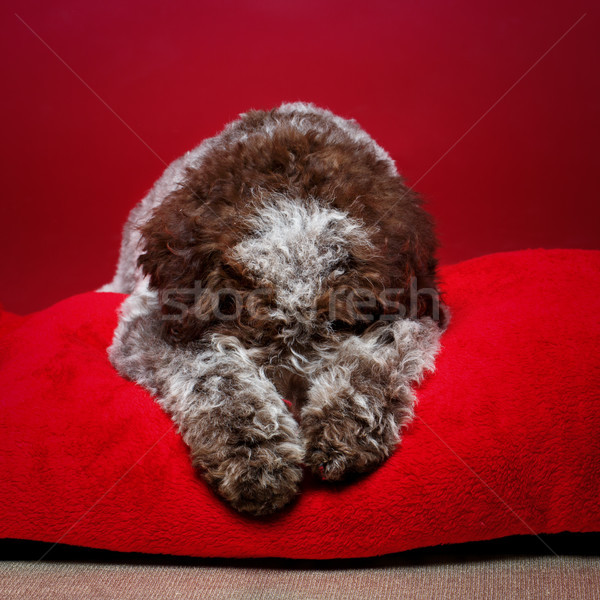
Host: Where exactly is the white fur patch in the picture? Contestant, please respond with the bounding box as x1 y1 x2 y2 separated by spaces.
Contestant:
232 195 373 313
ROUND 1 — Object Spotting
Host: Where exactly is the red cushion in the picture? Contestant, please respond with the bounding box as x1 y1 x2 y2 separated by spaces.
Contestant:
1 249 599 559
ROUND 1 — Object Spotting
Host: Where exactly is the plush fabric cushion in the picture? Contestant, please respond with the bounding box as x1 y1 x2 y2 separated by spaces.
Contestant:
1 249 599 559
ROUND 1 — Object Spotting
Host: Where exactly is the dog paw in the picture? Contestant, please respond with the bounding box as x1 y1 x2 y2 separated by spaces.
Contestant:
302 406 398 482
199 442 304 516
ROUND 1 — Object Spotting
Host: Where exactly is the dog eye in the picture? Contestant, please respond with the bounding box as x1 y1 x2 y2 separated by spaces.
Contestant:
330 320 354 332
218 294 237 316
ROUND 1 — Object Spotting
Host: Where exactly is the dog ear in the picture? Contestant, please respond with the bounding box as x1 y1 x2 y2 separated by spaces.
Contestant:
377 188 445 325
138 190 215 291
136 181 237 343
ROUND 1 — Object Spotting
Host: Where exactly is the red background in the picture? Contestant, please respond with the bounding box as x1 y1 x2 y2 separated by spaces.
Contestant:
2 0 599 314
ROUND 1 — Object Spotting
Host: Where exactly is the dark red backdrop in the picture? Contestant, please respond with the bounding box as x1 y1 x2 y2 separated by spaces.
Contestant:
2 0 598 314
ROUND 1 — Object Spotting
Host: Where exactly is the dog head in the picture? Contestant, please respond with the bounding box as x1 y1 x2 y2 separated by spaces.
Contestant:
137 107 443 348
138 190 441 350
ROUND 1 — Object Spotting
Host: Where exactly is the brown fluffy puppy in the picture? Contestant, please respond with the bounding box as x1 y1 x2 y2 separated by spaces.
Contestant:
102 103 445 516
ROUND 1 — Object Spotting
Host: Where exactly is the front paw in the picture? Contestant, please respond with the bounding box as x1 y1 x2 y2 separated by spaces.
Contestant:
302 399 398 482
199 443 304 516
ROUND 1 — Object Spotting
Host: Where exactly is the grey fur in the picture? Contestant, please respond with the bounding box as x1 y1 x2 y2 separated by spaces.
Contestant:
232 194 376 317
109 279 304 515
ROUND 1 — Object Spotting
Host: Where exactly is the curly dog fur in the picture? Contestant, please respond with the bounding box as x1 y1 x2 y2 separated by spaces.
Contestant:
102 102 445 516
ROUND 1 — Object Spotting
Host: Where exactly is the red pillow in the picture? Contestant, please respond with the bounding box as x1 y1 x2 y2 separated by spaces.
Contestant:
1 249 599 559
